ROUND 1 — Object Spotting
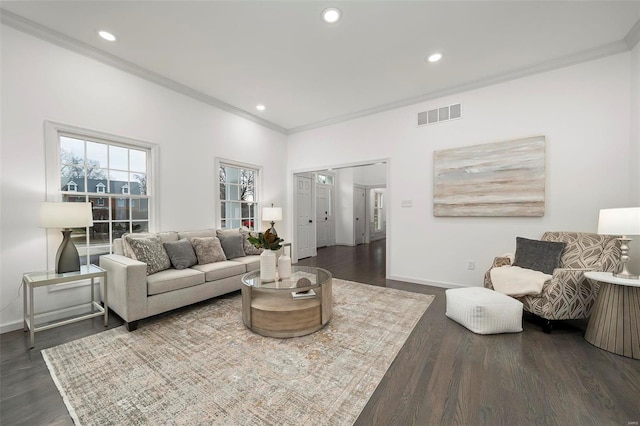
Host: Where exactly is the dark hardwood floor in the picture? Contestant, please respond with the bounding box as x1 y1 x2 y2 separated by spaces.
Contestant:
2 239 639 425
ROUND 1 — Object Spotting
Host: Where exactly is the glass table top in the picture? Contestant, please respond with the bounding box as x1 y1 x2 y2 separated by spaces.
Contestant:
242 265 331 291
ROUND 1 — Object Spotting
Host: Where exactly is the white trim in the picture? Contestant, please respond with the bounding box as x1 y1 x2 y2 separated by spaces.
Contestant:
625 18 640 49
387 274 469 290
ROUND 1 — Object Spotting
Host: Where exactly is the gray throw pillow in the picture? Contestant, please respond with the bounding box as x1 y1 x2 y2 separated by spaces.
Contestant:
125 235 171 275
240 229 264 255
513 237 566 275
219 234 246 259
163 239 197 270
191 237 226 264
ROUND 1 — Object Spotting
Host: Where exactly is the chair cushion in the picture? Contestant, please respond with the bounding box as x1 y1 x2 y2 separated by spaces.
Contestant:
513 237 566 274
445 287 523 334
147 268 205 296
191 261 246 281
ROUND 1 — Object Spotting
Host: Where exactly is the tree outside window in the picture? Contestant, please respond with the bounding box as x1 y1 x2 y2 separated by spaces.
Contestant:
219 163 257 229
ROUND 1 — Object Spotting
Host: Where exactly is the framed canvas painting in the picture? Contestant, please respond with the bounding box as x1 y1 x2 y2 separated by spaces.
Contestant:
433 136 545 216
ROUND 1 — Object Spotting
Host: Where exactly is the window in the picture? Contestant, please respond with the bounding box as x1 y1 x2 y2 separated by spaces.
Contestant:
57 132 152 266
373 191 384 232
316 173 334 185
218 161 258 230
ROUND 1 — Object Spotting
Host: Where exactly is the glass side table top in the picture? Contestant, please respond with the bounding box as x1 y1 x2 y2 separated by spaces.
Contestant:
242 265 332 291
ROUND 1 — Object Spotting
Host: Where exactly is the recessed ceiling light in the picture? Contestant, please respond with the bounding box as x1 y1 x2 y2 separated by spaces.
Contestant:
427 53 443 63
322 8 341 23
256 104 266 111
98 31 116 42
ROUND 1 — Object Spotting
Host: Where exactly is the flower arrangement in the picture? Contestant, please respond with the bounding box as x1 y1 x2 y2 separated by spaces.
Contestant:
248 231 283 251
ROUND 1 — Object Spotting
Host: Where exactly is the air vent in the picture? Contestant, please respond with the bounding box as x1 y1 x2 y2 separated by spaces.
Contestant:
417 103 462 126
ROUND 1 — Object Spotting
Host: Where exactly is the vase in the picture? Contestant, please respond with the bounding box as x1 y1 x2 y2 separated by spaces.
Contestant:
260 249 277 282
278 250 292 279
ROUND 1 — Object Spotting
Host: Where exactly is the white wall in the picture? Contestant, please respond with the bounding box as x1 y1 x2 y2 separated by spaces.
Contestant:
335 168 354 246
287 52 636 287
0 27 288 332
631 42 640 205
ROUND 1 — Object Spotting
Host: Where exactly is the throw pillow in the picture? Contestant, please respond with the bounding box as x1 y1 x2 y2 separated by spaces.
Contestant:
163 239 198 270
191 237 227 264
121 232 156 260
219 234 247 259
239 229 264 255
512 237 566 275
125 235 171 275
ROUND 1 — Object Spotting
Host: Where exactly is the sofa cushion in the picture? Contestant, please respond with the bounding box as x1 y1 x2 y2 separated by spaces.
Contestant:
216 228 240 239
192 237 227 264
513 237 566 275
191 261 246 281
231 255 260 272
163 239 198 270
147 268 205 296
219 234 246 259
178 229 217 241
125 235 172 275
239 229 264 255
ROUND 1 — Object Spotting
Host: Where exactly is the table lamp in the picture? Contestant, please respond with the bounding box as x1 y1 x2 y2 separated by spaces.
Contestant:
598 207 640 279
262 205 282 239
40 202 94 273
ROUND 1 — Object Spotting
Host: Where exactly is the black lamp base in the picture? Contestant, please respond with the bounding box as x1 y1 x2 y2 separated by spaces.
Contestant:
55 229 81 274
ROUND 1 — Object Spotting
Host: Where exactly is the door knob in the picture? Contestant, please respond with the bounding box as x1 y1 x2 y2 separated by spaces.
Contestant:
325 217 328 221
356 218 359 220
309 219 313 223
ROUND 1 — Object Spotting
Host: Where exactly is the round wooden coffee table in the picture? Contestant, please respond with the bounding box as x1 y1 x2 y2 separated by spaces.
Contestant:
241 266 333 338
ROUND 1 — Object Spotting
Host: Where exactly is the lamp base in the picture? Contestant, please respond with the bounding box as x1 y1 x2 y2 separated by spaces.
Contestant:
55 229 81 274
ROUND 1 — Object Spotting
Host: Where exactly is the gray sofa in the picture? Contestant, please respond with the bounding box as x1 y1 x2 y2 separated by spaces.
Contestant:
99 228 261 331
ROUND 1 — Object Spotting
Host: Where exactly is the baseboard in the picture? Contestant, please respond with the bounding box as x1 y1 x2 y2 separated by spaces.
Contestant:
388 274 469 289
1 319 24 334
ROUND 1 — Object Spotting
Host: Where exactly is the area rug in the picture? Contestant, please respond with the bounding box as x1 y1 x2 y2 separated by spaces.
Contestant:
42 279 434 425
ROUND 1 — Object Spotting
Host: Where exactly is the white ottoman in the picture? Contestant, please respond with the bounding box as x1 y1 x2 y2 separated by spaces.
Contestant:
445 287 523 334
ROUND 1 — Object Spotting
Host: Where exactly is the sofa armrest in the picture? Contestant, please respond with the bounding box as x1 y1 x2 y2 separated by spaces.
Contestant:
483 256 513 290
99 254 148 323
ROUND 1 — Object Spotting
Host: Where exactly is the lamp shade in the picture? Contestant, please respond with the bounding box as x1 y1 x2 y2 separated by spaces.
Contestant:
598 207 640 236
40 202 94 229
262 206 282 222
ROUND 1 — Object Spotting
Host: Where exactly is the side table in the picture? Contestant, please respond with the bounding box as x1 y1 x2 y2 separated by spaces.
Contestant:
23 264 108 348
584 271 640 360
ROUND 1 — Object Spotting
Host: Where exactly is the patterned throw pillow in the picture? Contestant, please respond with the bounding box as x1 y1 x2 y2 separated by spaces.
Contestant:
125 235 171 275
239 229 264 255
191 237 227 264
163 238 198 269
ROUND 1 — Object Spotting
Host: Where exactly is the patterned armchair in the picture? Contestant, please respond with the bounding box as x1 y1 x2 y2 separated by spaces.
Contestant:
484 232 620 333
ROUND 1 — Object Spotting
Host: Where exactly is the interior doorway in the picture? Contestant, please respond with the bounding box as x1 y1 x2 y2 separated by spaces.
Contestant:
292 161 389 276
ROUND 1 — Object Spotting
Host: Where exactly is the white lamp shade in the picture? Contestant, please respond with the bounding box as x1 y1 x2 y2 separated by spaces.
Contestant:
40 202 94 229
598 207 640 236
262 206 282 222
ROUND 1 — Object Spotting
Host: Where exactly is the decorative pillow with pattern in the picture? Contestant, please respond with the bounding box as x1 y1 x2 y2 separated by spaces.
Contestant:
191 237 227 264
513 237 566 275
125 235 171 275
239 229 264 255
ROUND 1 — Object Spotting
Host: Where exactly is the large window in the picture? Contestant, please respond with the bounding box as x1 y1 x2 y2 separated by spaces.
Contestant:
218 162 258 230
58 134 151 266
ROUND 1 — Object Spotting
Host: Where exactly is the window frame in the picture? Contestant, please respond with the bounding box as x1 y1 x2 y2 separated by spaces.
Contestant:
45 121 159 274
215 157 262 230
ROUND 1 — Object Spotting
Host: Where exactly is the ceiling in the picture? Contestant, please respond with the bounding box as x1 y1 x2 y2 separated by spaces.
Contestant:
2 1 640 134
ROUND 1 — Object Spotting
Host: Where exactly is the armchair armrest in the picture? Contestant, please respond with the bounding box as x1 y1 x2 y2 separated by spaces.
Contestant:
99 254 148 323
542 267 599 303
483 256 513 290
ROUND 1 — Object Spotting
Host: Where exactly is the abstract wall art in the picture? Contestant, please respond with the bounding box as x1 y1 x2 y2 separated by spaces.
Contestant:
433 135 545 216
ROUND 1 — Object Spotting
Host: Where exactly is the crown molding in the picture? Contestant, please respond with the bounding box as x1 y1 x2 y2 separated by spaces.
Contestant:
2 9 635 137
625 18 640 49
288 39 630 135
0 9 288 135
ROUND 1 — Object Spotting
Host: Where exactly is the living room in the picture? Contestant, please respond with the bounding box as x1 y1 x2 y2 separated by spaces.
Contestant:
1 1 639 424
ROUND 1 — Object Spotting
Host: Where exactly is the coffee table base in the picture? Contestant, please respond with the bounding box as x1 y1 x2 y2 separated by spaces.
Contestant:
242 280 332 338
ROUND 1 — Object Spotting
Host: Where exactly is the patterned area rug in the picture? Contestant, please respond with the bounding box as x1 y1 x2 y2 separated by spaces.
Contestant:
42 279 434 425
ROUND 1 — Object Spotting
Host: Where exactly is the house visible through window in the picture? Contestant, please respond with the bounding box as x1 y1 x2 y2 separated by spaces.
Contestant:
58 134 151 266
218 162 258 230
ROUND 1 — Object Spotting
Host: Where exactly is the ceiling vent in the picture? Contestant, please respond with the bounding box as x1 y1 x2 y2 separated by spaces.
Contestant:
417 103 462 126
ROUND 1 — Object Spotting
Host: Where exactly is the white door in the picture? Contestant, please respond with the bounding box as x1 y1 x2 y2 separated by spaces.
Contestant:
296 175 315 259
354 186 366 245
316 185 335 248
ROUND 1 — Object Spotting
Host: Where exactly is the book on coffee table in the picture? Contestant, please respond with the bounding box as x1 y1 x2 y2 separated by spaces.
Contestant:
291 289 316 299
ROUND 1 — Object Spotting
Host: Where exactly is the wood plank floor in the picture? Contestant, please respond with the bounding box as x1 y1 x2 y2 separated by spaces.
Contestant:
2 239 639 425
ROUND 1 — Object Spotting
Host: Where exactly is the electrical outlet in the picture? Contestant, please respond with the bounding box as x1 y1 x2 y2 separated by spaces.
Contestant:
467 260 475 270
